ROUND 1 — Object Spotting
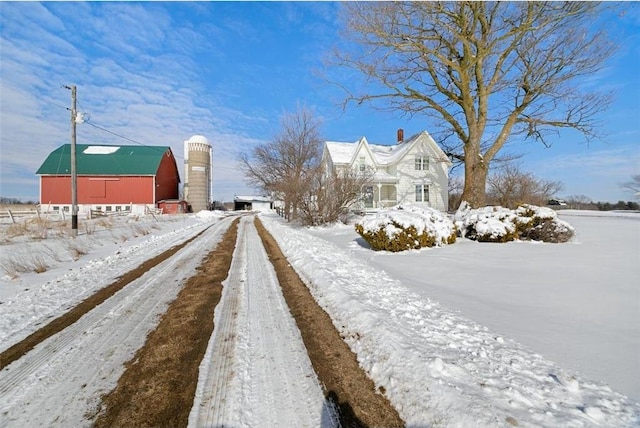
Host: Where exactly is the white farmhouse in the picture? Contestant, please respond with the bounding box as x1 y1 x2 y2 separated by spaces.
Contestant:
321 130 452 212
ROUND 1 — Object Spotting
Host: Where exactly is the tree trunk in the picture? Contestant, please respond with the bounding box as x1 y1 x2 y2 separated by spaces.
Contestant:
461 149 489 208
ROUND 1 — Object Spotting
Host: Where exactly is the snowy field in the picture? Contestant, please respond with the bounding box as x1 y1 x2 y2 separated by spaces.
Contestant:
260 209 640 426
0 209 638 427
301 209 640 403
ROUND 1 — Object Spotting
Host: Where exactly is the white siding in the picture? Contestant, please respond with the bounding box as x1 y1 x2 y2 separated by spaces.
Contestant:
322 131 450 212
390 135 448 211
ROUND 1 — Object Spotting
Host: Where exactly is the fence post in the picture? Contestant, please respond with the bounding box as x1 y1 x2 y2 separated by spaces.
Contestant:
7 209 14 224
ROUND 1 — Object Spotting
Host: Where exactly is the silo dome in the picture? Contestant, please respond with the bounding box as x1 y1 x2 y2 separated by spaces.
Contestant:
186 135 210 145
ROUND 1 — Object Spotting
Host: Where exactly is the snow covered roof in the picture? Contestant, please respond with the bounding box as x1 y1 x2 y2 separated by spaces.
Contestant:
325 131 449 167
234 195 272 202
185 135 210 145
324 141 358 164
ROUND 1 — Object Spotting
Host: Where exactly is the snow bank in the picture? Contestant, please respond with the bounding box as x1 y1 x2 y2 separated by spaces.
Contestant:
193 210 228 219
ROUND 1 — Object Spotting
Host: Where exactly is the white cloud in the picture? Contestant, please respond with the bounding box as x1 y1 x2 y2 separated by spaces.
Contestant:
0 3 270 201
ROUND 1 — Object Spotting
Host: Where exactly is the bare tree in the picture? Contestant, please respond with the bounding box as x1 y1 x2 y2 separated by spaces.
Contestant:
239 106 322 221
298 165 374 225
565 194 595 210
332 2 618 207
448 175 464 211
621 174 640 196
487 162 563 208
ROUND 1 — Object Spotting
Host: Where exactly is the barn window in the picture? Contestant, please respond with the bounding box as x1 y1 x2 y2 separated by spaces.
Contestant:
63 206 69 212
53 206 59 211
106 206 112 212
116 206 122 212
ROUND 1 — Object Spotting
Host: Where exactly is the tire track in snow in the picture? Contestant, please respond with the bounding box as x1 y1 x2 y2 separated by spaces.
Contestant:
189 216 336 428
0 217 234 428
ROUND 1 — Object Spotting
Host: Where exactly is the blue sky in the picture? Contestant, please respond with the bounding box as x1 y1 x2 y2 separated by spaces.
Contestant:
1 2 638 203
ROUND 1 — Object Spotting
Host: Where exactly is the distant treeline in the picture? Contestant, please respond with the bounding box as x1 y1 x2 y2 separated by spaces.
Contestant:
0 197 38 205
594 201 639 211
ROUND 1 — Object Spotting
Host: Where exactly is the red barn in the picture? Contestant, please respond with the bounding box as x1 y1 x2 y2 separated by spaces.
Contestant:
36 144 180 215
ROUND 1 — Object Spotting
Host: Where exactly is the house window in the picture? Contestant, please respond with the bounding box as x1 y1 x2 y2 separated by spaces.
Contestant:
415 155 429 171
415 184 430 202
359 156 366 172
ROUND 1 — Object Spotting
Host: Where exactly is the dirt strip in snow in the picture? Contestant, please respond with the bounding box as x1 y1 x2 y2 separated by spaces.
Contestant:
0 224 211 371
255 217 405 427
189 216 339 427
0 217 235 427
93 217 239 427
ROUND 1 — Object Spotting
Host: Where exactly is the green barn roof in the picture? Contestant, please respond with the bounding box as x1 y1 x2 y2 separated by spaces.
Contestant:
36 144 174 176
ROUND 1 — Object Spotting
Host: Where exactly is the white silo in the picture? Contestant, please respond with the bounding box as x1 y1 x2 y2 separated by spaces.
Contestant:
183 135 212 212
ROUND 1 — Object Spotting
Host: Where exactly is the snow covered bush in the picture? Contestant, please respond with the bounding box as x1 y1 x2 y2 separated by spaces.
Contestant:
355 205 456 252
454 203 517 242
513 205 575 243
455 202 574 243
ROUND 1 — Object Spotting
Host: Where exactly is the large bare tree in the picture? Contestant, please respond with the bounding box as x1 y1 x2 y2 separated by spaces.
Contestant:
239 106 322 221
332 2 617 207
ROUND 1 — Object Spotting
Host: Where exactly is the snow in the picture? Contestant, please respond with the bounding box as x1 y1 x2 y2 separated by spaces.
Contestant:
189 217 338 427
357 204 456 246
260 209 640 427
0 209 638 427
0 215 235 427
82 146 120 154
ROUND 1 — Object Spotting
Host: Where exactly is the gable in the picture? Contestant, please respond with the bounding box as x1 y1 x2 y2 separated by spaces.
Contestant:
379 131 452 167
36 144 173 176
325 131 450 167
325 141 357 165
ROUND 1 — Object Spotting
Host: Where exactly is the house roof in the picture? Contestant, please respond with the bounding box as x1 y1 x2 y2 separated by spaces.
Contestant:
324 141 358 164
36 144 174 176
234 195 272 203
325 131 450 166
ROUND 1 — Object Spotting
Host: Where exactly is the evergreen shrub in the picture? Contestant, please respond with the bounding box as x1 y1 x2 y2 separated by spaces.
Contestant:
355 205 456 252
455 202 575 243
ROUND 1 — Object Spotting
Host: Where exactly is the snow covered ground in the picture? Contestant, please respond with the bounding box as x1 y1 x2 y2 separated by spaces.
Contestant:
0 216 234 427
260 209 640 427
189 216 338 427
0 209 638 427
301 209 640 403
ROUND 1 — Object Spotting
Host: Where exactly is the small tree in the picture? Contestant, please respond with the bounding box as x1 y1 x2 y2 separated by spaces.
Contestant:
487 162 563 208
448 175 464 212
298 165 374 225
565 194 594 210
239 106 322 221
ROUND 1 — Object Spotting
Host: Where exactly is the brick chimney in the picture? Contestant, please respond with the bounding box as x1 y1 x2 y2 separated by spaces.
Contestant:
397 128 404 144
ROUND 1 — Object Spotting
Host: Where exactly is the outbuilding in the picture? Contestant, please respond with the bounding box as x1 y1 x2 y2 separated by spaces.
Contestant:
36 144 180 215
233 195 272 212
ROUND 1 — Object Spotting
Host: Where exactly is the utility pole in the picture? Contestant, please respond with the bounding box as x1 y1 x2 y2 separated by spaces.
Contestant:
64 85 78 236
